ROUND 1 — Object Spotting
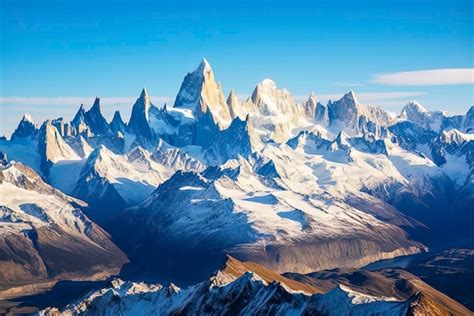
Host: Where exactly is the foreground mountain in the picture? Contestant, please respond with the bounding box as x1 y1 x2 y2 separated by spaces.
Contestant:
40 256 471 316
0 159 127 290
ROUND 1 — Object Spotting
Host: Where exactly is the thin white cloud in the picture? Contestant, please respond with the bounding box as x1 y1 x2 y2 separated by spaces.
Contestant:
371 68 474 86
0 96 175 136
294 91 427 104
331 81 365 87
0 96 174 106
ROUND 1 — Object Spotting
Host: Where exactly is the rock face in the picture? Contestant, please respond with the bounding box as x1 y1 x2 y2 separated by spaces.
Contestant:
304 93 318 120
227 89 243 119
127 88 155 143
174 59 232 128
37 121 80 176
0 162 127 290
40 257 471 316
71 104 90 136
110 110 127 134
83 97 112 136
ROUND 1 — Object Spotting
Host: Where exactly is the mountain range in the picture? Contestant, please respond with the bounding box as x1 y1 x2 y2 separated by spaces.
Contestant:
0 59 472 314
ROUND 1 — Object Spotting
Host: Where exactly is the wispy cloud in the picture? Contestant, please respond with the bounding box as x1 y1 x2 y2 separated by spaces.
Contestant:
0 96 175 136
371 68 474 86
294 91 427 105
0 96 174 106
331 81 365 87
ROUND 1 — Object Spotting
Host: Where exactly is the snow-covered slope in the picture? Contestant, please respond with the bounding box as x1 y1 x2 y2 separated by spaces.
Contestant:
0 161 127 289
123 140 425 278
399 100 471 133
73 144 204 214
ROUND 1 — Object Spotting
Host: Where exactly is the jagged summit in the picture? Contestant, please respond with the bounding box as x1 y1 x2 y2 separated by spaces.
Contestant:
403 100 428 114
337 90 360 108
439 128 474 144
259 78 277 88
304 92 318 118
110 110 127 133
84 97 111 135
128 88 155 140
91 96 101 109
112 110 124 123
398 100 452 132
22 113 35 124
11 112 38 140
174 59 232 128
72 104 86 122
197 57 212 73
250 79 296 115
139 87 150 102
250 79 280 105
70 103 89 135
400 100 429 122
308 92 318 101
227 89 243 119
327 90 395 136
346 90 358 101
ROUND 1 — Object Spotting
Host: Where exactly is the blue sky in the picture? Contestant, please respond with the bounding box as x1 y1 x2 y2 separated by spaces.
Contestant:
1 0 473 135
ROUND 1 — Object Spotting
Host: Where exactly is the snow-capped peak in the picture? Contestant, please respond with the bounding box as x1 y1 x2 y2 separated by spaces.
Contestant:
308 92 318 103
259 78 277 89
341 90 360 106
112 110 124 124
83 97 111 135
11 112 39 140
21 113 36 125
403 100 428 115
398 100 451 132
440 128 474 144
128 88 156 140
304 92 318 118
399 101 429 123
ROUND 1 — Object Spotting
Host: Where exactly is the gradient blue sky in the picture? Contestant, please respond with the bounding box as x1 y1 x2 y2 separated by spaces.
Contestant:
1 0 473 135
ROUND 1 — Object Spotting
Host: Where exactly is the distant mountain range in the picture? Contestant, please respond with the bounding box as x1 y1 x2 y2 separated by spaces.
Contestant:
0 59 472 314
